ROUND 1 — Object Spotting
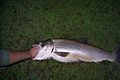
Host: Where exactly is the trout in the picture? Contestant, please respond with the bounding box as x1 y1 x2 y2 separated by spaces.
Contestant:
33 39 120 63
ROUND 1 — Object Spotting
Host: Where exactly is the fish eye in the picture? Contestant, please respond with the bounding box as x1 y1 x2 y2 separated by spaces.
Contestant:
40 39 53 47
41 42 46 47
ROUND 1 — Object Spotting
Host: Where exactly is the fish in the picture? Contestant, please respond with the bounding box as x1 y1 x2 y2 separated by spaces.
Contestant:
33 39 120 64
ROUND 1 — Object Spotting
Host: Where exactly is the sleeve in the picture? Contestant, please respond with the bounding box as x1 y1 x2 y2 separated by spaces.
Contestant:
0 49 10 66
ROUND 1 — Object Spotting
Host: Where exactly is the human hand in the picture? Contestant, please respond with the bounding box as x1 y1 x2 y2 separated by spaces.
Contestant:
29 47 39 58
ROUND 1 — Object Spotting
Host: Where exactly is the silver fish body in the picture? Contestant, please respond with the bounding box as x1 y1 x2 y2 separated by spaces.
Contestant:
33 39 117 63
51 39 114 63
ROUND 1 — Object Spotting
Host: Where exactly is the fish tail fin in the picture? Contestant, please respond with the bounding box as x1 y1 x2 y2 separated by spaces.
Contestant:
113 46 120 63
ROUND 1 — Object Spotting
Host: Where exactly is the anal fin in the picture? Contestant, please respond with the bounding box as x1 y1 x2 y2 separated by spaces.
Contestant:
78 60 86 64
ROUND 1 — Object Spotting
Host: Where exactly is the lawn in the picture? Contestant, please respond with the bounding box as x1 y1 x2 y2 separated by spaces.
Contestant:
0 0 120 80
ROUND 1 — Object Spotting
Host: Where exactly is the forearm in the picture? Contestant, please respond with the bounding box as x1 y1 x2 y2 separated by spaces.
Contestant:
9 50 32 64
0 50 32 66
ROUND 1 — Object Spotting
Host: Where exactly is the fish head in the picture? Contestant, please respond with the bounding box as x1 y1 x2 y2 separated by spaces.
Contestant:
32 40 55 60
32 39 53 48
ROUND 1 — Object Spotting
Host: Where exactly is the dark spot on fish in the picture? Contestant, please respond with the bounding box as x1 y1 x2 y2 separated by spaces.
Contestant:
54 52 70 57
51 47 54 53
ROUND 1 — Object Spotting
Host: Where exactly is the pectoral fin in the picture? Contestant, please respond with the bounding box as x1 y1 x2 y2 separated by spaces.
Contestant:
54 52 70 57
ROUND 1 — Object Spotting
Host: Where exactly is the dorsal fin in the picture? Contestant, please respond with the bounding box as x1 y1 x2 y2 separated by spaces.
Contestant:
79 37 88 44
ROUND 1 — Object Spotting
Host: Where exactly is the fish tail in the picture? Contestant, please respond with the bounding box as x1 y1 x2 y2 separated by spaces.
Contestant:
113 46 120 63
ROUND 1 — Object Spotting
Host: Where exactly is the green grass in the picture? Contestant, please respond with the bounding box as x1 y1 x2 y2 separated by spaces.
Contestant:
0 0 120 80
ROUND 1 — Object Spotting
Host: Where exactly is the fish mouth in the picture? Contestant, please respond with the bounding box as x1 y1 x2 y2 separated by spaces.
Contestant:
32 39 55 60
